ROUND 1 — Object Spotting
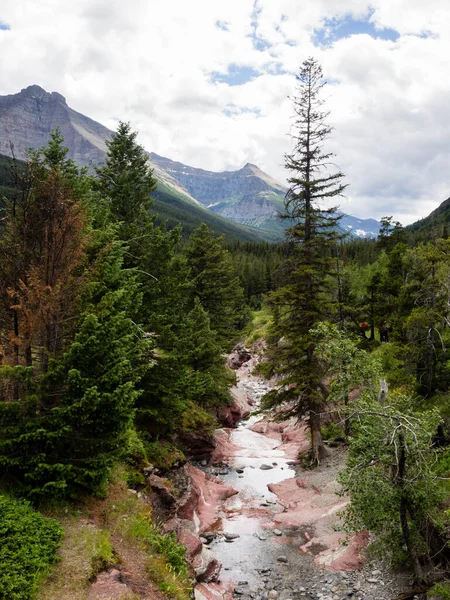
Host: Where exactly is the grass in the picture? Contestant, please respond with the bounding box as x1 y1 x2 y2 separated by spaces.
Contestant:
244 305 272 345
37 513 116 600
38 464 192 600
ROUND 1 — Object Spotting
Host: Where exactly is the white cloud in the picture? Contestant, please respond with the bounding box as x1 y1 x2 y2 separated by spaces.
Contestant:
1 0 450 224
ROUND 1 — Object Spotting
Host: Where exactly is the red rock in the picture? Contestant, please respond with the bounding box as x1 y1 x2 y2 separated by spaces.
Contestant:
192 547 221 582
210 429 241 464
217 387 252 427
249 418 310 460
177 465 237 533
226 345 252 370
178 528 203 559
88 570 132 599
312 532 369 571
194 582 234 600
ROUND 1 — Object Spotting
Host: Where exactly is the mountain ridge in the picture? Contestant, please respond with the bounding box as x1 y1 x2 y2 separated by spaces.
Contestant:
0 84 381 241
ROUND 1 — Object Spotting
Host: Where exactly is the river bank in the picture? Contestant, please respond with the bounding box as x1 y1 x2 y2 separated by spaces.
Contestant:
186 346 411 600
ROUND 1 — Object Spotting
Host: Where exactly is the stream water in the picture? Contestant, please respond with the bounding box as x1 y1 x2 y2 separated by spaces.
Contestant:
194 374 404 600
200 378 312 597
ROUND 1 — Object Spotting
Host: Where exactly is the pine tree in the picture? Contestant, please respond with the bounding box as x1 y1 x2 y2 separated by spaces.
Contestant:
95 121 156 253
0 129 89 381
184 224 250 349
262 57 347 464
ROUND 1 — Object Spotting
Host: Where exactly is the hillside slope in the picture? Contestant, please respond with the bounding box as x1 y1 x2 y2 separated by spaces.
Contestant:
408 196 450 237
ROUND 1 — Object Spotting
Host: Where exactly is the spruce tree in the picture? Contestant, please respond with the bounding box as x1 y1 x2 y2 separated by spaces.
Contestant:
262 57 347 464
184 224 250 350
95 121 156 252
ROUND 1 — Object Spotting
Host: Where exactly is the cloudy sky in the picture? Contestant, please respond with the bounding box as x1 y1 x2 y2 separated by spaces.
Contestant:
1 0 449 224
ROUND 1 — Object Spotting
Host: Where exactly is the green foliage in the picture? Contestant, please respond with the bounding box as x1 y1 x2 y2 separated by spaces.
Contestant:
0 495 63 599
184 224 250 349
143 441 185 469
125 429 149 466
95 121 156 245
262 58 346 463
148 531 187 576
429 582 450 600
90 530 115 576
0 132 151 500
340 393 445 578
371 342 415 390
226 240 283 304
312 322 382 404
321 422 345 442
0 238 150 500
243 306 272 345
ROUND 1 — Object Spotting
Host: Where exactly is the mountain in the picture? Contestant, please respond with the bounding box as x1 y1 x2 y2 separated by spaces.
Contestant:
150 153 286 235
0 86 264 242
0 85 380 241
150 153 382 240
339 214 381 239
408 197 450 238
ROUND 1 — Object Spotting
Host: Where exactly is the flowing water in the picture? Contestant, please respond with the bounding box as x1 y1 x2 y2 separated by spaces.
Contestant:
194 376 407 600
205 379 301 590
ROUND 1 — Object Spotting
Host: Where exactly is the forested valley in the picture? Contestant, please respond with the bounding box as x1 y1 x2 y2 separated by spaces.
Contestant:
1 60 450 600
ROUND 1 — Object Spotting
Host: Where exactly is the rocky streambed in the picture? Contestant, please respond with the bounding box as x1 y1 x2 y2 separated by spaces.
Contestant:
149 346 410 600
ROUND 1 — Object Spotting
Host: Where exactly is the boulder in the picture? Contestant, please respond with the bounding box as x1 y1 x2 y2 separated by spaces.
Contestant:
217 387 252 427
226 344 252 370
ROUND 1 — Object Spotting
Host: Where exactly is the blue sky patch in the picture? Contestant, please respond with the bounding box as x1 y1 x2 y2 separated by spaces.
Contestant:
215 20 229 32
0 21 11 31
211 65 259 86
224 104 261 118
249 0 272 52
314 14 399 46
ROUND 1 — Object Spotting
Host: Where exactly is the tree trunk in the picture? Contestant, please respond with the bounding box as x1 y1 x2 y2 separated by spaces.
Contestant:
397 429 424 583
369 289 375 340
310 403 326 464
13 308 19 400
344 392 350 437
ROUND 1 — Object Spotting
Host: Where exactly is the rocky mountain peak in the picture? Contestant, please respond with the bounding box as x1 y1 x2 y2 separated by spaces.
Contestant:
18 85 66 104
242 162 259 171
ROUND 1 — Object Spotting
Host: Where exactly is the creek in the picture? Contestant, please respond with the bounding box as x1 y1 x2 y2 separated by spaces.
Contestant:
193 360 403 600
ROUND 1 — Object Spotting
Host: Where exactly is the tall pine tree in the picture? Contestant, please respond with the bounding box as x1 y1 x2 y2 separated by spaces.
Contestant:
184 224 250 350
95 121 157 257
263 57 347 464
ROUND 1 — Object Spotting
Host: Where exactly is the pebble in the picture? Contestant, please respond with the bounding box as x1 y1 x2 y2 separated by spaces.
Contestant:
268 591 279 599
273 529 282 536
225 532 240 541
234 587 246 595
277 555 288 563
260 464 274 470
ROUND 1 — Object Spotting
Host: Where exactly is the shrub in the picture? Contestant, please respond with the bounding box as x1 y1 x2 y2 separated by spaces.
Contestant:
0 495 63 599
